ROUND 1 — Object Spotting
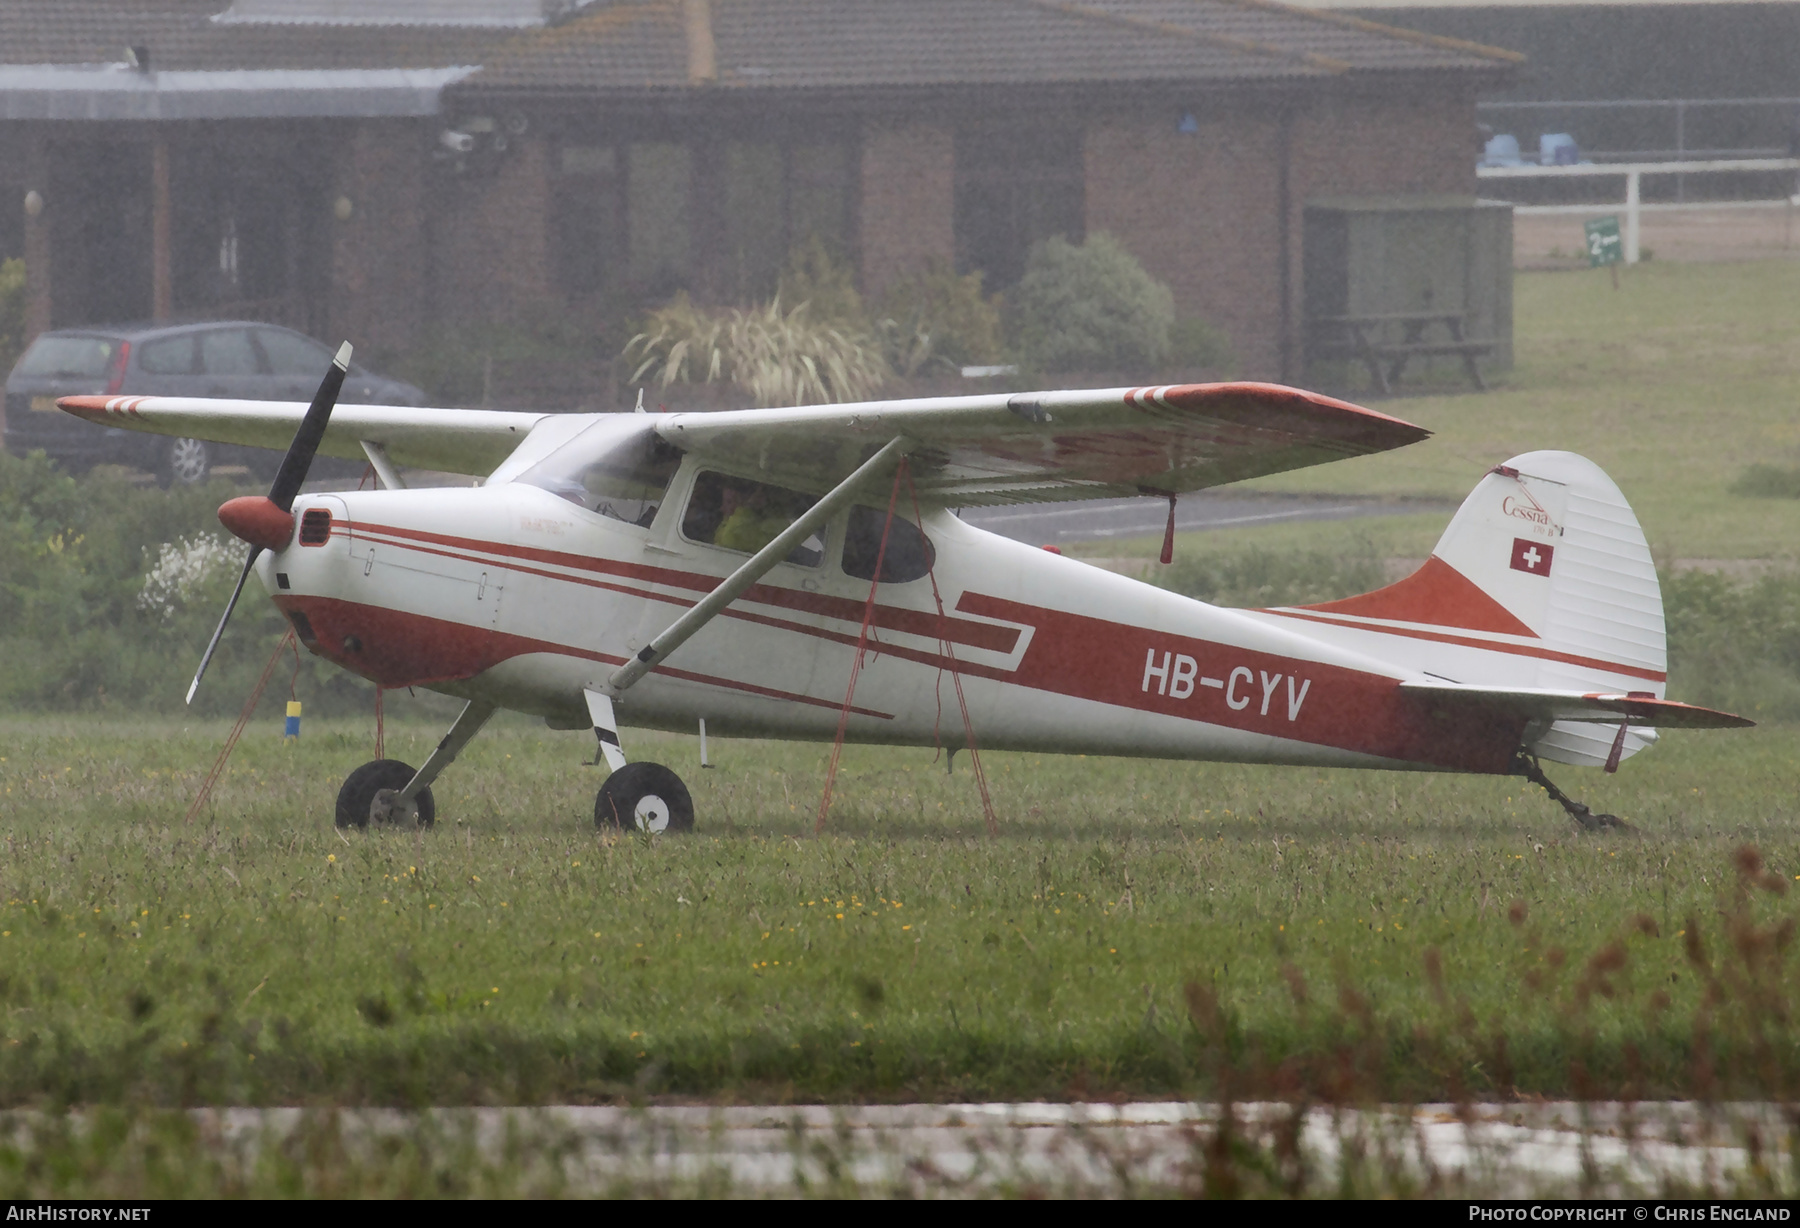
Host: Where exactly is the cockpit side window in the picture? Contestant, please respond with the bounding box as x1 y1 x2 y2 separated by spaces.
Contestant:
681 471 824 567
842 504 935 583
517 423 683 527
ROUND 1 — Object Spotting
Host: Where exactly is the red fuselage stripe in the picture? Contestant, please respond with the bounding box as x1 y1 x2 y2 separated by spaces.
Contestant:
275 594 895 719
349 520 1023 655
1259 607 1667 683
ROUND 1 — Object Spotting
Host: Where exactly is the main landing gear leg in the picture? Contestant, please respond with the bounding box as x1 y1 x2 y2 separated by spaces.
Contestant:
1510 752 1628 832
337 699 496 829
585 689 693 834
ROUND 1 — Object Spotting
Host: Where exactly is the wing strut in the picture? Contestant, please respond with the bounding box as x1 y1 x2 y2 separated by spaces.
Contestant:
604 436 911 697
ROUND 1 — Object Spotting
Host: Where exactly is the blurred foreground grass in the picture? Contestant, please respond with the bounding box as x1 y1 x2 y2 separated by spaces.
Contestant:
0 712 1795 1108
1243 261 1800 561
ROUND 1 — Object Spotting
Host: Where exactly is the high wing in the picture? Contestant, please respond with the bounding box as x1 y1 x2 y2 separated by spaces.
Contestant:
58 396 547 477
1398 682 1754 730
655 382 1428 505
60 381 1424 501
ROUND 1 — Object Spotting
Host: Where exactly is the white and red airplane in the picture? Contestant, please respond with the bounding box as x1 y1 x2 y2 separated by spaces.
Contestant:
60 346 1749 833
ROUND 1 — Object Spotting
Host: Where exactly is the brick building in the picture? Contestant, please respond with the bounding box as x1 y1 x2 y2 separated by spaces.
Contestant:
0 0 1517 388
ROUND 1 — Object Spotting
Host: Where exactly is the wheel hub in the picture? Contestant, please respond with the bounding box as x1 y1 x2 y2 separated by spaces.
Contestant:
369 787 419 826
633 794 671 833
169 438 208 485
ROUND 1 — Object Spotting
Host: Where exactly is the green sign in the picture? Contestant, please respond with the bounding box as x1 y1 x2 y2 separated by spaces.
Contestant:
1584 216 1623 267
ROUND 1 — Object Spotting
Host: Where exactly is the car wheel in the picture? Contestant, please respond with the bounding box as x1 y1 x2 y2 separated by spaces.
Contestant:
158 437 211 487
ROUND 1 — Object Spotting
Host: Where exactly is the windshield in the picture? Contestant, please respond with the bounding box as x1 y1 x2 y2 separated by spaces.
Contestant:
516 418 683 527
14 335 120 379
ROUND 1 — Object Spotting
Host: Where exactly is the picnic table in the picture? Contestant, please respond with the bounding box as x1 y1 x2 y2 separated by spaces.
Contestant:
1308 310 1493 394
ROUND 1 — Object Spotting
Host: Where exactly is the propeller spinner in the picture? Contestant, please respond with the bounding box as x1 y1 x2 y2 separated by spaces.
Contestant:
187 341 353 705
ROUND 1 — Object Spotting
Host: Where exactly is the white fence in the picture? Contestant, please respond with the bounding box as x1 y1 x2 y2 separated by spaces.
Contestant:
1476 158 1800 264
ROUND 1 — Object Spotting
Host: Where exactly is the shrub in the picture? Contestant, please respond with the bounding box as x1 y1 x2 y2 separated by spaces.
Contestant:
624 293 889 408
382 309 617 407
0 257 25 374
0 450 370 714
875 262 1005 378
1662 567 1800 720
1155 543 1388 610
775 235 865 328
1731 465 1800 499
1168 316 1236 375
1008 233 1175 374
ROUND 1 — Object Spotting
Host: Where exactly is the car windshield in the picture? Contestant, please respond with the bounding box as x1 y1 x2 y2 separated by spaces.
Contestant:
516 418 683 527
13 335 119 379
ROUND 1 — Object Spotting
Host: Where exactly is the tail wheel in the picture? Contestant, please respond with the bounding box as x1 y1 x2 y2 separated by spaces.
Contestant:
336 759 436 829
595 762 693 834
158 437 211 487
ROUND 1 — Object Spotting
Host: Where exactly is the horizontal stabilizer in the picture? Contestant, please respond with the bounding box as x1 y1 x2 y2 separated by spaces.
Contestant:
1399 681 1753 730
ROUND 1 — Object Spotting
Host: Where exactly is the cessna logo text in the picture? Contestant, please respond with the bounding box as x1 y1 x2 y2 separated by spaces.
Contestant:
1141 649 1310 720
1502 494 1553 528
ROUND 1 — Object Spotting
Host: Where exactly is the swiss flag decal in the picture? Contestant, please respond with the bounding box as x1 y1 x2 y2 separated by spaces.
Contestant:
1510 538 1554 577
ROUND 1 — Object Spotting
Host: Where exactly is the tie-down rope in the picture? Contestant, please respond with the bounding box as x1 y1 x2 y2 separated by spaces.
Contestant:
816 457 998 837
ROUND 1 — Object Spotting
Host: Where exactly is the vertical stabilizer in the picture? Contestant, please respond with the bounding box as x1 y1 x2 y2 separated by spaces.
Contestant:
1281 451 1664 767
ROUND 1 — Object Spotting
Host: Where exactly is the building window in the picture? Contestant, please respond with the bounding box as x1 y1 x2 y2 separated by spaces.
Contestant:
627 142 693 299
954 124 1084 290
553 144 622 296
553 136 852 307
720 141 854 303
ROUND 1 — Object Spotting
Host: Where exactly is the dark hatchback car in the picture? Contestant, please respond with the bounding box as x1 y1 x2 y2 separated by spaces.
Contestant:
4 321 425 485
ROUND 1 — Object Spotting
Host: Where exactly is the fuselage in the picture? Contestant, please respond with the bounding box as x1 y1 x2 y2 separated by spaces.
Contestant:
261 465 1531 775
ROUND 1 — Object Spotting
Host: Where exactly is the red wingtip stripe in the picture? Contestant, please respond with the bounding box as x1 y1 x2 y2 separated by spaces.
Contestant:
56 395 110 419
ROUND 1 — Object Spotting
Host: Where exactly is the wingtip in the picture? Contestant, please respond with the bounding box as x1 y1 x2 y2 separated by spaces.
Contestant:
56 395 110 418
333 341 353 369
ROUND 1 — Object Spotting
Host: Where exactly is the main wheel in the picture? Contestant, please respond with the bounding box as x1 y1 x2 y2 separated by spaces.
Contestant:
595 762 693 834
336 759 436 829
158 437 212 487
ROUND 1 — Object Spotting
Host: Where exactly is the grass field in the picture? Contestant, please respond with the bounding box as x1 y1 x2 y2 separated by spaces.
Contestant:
1209 261 1800 562
3 262 1799 1195
1 711 1795 1111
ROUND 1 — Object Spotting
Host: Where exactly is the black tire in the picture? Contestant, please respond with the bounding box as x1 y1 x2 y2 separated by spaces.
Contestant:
335 759 436 830
157 437 211 488
595 762 694 834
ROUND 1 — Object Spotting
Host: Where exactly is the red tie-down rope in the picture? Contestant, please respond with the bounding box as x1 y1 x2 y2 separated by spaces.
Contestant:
816 461 905 834
903 466 999 836
185 628 298 825
815 458 1000 838
374 685 386 761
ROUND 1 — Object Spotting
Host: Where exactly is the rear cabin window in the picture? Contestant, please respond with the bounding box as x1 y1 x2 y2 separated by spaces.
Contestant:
682 471 823 567
138 336 197 376
199 329 259 376
842 504 935 583
517 422 683 528
14 336 119 378
255 328 333 378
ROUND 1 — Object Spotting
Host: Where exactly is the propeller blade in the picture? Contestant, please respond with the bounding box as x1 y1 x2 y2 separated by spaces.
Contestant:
267 341 352 512
186 547 260 705
186 339 349 704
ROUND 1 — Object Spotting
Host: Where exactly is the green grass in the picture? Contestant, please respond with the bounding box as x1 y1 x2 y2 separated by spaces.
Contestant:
1 711 1796 1108
1221 262 1800 562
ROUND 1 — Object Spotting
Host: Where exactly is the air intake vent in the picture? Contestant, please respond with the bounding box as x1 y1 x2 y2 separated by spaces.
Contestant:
286 609 316 645
299 508 333 546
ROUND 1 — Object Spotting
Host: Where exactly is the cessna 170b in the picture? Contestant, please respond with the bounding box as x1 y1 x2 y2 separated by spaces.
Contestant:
60 345 1749 834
